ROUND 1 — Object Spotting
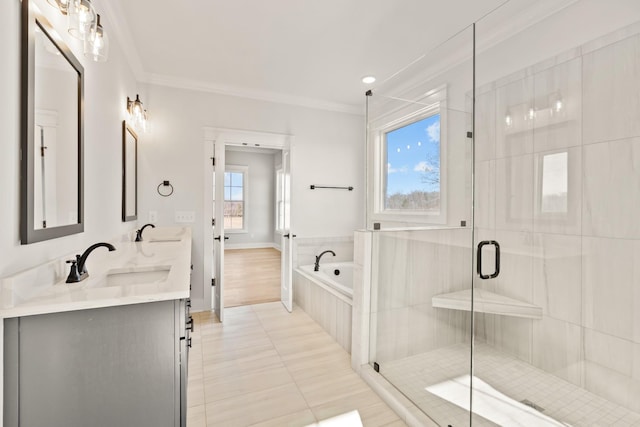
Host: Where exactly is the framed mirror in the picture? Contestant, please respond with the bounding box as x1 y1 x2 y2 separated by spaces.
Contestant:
122 122 138 221
20 1 84 244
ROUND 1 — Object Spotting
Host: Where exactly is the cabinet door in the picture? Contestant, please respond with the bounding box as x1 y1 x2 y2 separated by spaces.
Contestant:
177 299 189 427
4 318 19 427
16 301 178 427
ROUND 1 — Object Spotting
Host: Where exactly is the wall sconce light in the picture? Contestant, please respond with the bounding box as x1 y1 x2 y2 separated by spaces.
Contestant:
47 0 70 14
505 111 513 128
67 0 96 40
526 107 535 121
548 92 563 117
84 14 109 62
47 0 108 62
127 94 148 132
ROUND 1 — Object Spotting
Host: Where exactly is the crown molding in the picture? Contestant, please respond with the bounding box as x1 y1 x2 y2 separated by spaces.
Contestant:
149 73 363 116
96 0 363 115
476 0 579 53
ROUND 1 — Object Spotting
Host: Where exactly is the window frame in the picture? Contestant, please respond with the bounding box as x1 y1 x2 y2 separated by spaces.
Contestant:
223 165 248 233
275 167 284 233
370 89 448 225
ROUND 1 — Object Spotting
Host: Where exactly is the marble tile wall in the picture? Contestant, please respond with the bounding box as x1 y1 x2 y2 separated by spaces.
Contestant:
368 228 473 364
293 271 352 353
474 25 640 413
351 231 372 370
294 236 354 268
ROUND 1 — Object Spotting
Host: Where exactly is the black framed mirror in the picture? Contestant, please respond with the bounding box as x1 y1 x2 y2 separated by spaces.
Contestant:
20 1 84 244
122 121 137 222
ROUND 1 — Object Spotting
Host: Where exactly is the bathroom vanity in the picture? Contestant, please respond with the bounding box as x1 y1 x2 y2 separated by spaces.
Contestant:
1 227 192 427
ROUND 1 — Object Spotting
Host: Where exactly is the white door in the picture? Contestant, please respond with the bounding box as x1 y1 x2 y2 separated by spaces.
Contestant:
280 148 293 312
212 141 226 321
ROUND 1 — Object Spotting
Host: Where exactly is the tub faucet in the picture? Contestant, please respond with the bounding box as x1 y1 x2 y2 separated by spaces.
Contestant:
66 242 116 283
135 223 155 242
314 250 336 271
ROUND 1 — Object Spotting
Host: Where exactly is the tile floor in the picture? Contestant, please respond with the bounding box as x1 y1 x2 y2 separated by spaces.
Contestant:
381 343 640 427
187 302 407 427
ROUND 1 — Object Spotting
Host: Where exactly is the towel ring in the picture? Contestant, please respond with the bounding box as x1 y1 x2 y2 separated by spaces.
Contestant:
157 181 174 197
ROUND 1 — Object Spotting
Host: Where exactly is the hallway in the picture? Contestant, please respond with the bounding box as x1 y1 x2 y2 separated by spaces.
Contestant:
186 302 406 426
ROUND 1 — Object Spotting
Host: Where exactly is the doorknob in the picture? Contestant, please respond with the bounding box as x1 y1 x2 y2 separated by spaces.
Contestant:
214 236 229 241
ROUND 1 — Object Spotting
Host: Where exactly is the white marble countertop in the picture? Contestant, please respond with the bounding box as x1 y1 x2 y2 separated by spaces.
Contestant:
0 227 192 318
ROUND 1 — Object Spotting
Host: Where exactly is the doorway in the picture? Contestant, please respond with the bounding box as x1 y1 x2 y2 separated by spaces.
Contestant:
223 145 282 308
203 127 293 322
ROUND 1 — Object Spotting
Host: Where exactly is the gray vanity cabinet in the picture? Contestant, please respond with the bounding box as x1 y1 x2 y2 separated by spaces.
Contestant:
4 299 190 427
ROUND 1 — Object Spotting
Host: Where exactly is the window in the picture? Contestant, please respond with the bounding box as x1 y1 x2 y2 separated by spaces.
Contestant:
223 166 247 231
275 168 284 232
540 152 568 213
384 113 441 212
369 86 447 224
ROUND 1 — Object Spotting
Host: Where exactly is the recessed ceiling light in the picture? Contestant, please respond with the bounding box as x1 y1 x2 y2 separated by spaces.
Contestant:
362 76 376 84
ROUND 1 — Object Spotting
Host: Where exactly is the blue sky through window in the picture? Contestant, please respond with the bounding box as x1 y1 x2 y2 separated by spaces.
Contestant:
224 172 244 201
386 114 440 197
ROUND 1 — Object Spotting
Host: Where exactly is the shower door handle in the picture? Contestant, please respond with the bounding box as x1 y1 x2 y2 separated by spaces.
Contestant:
477 240 500 279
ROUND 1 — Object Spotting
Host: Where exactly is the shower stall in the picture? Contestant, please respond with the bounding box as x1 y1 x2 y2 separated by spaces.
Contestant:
361 1 640 425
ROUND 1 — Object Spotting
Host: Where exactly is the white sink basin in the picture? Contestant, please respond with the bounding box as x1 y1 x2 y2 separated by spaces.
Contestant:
102 266 171 287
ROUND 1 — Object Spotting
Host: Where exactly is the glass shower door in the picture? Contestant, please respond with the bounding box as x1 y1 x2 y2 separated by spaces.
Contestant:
365 24 477 426
472 1 640 425
365 1 640 425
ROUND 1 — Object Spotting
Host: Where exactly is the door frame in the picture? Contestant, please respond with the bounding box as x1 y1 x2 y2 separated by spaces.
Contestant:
203 127 293 316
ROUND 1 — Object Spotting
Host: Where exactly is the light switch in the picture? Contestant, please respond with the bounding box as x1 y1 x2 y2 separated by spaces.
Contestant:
175 211 195 223
149 211 158 223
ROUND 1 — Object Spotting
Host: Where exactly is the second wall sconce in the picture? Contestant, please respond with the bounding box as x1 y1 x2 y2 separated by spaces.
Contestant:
127 94 149 133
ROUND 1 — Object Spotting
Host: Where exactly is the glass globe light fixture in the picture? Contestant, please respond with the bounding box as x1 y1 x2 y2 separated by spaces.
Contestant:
68 0 96 40
84 14 109 62
47 0 70 14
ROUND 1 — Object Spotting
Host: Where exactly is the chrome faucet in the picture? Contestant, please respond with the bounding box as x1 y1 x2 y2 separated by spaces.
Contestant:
66 242 116 283
314 250 336 271
135 223 155 242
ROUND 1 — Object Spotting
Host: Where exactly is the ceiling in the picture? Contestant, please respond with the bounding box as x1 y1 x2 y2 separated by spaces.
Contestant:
104 0 531 113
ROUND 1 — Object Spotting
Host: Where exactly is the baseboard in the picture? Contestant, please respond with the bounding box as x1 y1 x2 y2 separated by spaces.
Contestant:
225 242 281 251
190 297 206 312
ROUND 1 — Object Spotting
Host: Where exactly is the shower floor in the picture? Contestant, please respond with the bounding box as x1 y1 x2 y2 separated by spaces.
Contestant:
379 343 640 426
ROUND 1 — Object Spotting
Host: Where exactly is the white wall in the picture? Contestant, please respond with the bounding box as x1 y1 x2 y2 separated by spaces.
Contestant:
224 149 277 248
138 84 364 310
0 0 140 279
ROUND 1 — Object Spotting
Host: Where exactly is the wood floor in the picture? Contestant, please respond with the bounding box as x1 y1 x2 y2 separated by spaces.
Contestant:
187 302 407 427
224 248 281 308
